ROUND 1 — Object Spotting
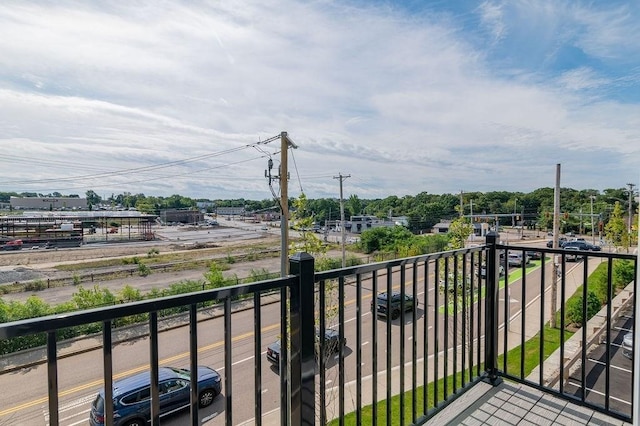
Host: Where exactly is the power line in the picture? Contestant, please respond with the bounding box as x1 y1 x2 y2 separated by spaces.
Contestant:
0 134 281 189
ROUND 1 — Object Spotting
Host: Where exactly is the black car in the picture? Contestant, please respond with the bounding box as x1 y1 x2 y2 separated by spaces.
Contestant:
563 241 601 251
371 291 415 320
546 237 568 248
526 250 543 260
266 328 346 366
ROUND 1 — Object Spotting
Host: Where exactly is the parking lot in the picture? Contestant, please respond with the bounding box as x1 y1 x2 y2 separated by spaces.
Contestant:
565 307 634 416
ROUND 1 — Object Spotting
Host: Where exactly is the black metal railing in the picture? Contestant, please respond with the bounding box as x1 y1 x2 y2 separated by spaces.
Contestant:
0 236 636 425
493 237 637 423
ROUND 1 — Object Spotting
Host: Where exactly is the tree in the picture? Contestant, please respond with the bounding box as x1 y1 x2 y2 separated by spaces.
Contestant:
447 216 474 250
604 202 628 251
85 190 102 207
346 194 362 218
289 193 327 257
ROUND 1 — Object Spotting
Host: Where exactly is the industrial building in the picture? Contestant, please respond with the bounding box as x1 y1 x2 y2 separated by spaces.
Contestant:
10 196 87 210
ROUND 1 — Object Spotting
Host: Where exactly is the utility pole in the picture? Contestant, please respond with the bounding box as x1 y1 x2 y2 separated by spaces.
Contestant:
334 173 350 268
279 132 299 276
551 164 561 329
627 183 636 235
590 195 596 244
459 190 464 217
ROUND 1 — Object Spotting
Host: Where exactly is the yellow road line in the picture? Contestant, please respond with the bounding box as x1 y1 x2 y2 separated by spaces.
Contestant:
0 323 279 417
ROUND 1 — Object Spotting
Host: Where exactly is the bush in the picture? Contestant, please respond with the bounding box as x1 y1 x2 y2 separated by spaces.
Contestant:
565 291 601 325
137 263 151 277
24 280 46 291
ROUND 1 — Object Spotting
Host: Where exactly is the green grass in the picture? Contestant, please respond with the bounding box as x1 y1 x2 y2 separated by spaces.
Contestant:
439 257 551 315
330 326 569 426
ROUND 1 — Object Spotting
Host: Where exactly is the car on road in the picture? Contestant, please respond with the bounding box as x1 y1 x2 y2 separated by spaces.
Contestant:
371 291 415 320
89 366 222 426
526 250 543 260
507 252 530 267
266 328 346 366
623 329 633 359
546 237 568 248
562 241 601 251
563 246 582 262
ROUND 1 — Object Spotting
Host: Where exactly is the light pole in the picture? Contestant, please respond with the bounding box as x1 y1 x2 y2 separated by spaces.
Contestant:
513 198 517 227
590 195 596 244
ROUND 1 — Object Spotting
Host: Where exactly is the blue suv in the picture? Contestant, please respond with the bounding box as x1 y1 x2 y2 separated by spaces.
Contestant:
89 366 221 426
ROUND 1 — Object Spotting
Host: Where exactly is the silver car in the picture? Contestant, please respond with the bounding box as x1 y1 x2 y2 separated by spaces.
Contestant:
622 329 633 359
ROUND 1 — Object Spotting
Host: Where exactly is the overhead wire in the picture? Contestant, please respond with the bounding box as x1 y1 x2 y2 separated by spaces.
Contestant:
0 134 281 188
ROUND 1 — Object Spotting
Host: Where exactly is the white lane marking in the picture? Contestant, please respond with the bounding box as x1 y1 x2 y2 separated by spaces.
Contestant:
565 379 631 407
586 357 633 374
202 412 220 422
232 355 254 366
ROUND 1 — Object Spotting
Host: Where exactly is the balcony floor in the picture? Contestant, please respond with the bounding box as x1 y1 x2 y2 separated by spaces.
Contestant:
429 380 632 426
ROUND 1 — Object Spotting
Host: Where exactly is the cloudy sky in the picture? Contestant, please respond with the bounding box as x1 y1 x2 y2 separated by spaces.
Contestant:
1 1 638 201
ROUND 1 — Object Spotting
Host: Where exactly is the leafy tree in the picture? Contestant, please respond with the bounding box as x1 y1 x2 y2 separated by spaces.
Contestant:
604 202 628 251
85 190 102 206
447 216 474 250
289 193 327 257
359 226 414 254
204 263 227 289
72 285 117 309
346 194 362 218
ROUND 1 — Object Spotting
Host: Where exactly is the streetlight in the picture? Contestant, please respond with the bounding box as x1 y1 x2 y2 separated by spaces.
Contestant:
513 198 517 227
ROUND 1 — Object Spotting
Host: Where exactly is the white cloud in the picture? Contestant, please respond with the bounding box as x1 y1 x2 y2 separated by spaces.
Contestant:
0 0 638 200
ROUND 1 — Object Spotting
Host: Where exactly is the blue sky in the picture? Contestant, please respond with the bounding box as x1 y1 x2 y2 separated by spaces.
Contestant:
0 1 638 201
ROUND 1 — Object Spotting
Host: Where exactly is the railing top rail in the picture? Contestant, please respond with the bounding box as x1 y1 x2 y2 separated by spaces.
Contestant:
0 275 297 339
497 243 637 261
315 246 487 281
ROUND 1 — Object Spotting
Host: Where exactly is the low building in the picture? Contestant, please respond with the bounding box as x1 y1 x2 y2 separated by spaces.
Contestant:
347 215 397 234
10 196 87 210
160 209 203 224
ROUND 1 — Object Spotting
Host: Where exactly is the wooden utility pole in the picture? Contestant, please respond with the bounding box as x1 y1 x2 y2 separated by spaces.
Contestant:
334 173 350 268
279 131 297 277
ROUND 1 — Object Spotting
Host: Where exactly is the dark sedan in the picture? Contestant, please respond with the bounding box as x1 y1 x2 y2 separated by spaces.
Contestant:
266 328 346 366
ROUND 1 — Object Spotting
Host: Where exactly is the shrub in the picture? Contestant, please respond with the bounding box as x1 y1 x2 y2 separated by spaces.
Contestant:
137 262 151 277
565 291 601 325
24 280 46 291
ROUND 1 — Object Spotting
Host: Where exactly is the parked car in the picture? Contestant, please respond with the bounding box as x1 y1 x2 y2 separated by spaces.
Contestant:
623 329 633 359
266 328 346 366
507 252 529 267
371 291 415 319
89 366 222 426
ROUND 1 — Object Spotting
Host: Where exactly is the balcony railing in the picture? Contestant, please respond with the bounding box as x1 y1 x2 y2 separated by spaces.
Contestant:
0 235 636 425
